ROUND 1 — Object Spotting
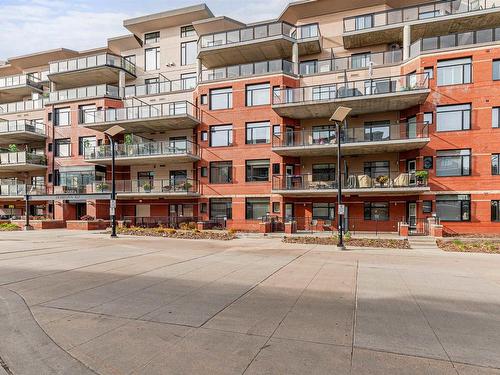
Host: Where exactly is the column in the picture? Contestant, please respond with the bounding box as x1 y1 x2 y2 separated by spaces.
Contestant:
50 81 57 92
403 24 411 60
292 42 299 75
196 58 202 81
118 70 126 99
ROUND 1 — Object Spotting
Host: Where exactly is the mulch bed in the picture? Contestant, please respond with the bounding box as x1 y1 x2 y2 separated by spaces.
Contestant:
116 227 237 241
437 239 500 254
283 236 410 249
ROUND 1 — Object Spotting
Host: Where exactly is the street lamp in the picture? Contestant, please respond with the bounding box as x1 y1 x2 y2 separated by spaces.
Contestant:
104 125 125 238
330 106 352 250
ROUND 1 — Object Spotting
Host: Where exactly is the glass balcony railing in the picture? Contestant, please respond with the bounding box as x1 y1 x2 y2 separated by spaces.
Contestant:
0 120 45 136
124 77 197 97
272 123 429 148
410 26 500 57
89 179 199 195
49 53 136 76
0 184 45 196
272 73 429 105
201 60 294 82
80 101 199 125
0 98 48 114
344 0 498 32
49 84 120 103
0 74 42 89
0 152 46 166
84 140 199 160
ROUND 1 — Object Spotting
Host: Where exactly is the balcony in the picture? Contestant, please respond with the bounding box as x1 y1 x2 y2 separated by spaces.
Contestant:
272 171 429 197
49 84 120 103
201 59 294 82
0 74 43 102
272 73 430 119
81 101 200 132
343 0 500 48
89 179 200 198
198 22 321 68
48 53 137 89
0 98 47 115
124 78 197 98
272 123 430 157
84 140 200 165
0 120 46 143
0 152 47 172
0 184 45 199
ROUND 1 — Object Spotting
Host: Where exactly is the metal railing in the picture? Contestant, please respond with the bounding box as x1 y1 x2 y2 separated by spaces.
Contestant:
0 98 48 114
272 73 429 105
0 120 46 136
49 84 119 102
124 78 197 97
201 59 294 82
0 151 46 166
80 101 199 125
84 139 199 160
0 74 42 89
49 53 137 76
90 178 199 195
344 0 498 32
0 184 45 196
284 216 403 235
272 123 429 148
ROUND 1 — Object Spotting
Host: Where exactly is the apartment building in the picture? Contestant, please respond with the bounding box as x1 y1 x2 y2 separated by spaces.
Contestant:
1 0 499 235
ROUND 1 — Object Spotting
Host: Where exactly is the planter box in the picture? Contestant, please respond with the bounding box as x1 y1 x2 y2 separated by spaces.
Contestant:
11 220 66 230
66 220 109 230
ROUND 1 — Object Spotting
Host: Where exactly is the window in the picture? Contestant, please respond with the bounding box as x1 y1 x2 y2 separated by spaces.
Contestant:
312 164 335 182
436 149 471 176
201 131 208 141
210 161 232 184
181 41 197 65
246 83 270 106
493 154 500 175
272 163 280 175
351 52 371 69
364 121 390 141
355 15 373 30
55 138 71 157
492 201 500 222
424 112 433 125
493 107 499 128
210 87 232 110
200 95 208 105
245 198 270 220
493 60 500 81
437 58 472 86
54 107 70 126
145 47 160 71
364 161 390 179
312 125 335 144
144 31 160 44
246 121 270 144
124 55 136 65
273 125 281 137
364 202 389 221
246 159 270 182
210 198 232 219
423 201 433 214
79 104 96 124
424 67 434 80
436 195 470 221
181 25 196 38
299 60 317 75
78 136 96 156
181 72 197 90
272 202 280 214
200 167 208 178
200 203 207 214
210 125 233 147
312 203 335 220
436 104 471 131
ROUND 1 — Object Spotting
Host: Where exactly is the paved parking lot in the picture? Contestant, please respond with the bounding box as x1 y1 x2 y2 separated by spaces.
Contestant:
0 230 500 375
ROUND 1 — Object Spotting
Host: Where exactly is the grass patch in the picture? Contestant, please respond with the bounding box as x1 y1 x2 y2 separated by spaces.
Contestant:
437 239 500 254
0 223 21 231
283 236 410 249
116 226 237 241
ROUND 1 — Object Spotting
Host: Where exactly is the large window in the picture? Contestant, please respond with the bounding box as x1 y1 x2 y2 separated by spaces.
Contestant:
79 104 96 124
436 195 471 222
364 202 389 221
312 164 335 182
210 87 232 110
312 203 335 220
245 198 270 220
437 58 472 86
355 15 372 30
78 136 96 156
181 41 197 65
210 198 232 219
351 52 371 69
436 104 471 132
210 125 233 147
181 25 196 38
144 32 160 44
145 47 160 71
180 72 197 90
492 201 500 222
246 159 270 182
493 154 500 175
246 83 270 106
493 60 500 81
312 125 335 144
299 60 317 75
364 121 390 141
54 107 70 126
210 161 232 184
493 107 499 128
436 149 471 176
364 161 390 179
55 138 71 157
246 121 270 144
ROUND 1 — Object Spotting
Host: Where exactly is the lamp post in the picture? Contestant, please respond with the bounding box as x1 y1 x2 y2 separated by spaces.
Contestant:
104 125 125 238
330 106 352 250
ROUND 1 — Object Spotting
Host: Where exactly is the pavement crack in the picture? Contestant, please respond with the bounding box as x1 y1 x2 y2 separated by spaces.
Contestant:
349 260 359 374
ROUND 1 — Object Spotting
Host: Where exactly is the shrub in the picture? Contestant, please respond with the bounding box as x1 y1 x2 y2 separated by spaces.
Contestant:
228 228 237 235
0 223 20 231
80 215 95 221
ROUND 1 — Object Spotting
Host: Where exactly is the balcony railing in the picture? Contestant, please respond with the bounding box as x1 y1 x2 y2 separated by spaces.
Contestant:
410 26 500 57
301 50 403 75
344 0 498 32
201 60 294 82
0 152 46 166
0 184 45 196
0 74 42 89
124 78 197 97
272 73 429 105
272 171 428 191
49 53 137 76
0 120 45 136
84 140 199 160
49 84 120 103
0 98 48 114
80 101 199 125
272 123 429 148
90 179 199 195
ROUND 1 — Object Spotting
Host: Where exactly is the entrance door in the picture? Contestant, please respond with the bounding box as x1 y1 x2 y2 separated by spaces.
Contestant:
407 202 417 229
285 165 294 189
407 159 417 186
75 203 86 220
285 127 294 147
285 203 294 221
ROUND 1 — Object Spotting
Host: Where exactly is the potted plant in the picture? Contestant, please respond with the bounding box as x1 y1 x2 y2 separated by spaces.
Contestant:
96 182 109 192
376 175 389 187
8 144 18 153
415 170 429 186
182 181 193 191
142 182 153 192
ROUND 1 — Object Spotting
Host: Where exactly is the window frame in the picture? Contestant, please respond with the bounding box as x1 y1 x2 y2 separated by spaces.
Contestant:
245 197 270 220
436 149 471 177
78 136 96 156
493 107 499 128
245 159 270 182
209 161 233 184
436 195 471 222
209 87 233 110
437 57 472 86
246 121 270 144
209 198 232 220
209 124 233 147
492 154 500 175
144 31 160 44
492 200 500 222
180 41 197 66
180 25 196 38
54 107 71 126
246 83 271 107
436 103 471 132
363 202 389 221
145 47 160 71
493 60 500 81
312 203 335 220
55 138 71 158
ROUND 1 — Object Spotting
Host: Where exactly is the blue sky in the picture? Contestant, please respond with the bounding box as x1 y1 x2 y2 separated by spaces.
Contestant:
0 0 290 61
